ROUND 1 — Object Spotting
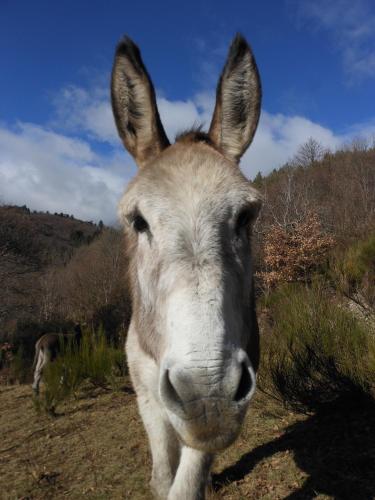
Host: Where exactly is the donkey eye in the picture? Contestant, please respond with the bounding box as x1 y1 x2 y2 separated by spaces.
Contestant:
236 210 251 232
133 214 149 233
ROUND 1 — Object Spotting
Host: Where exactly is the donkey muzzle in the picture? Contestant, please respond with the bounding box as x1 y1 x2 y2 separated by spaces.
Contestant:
159 349 256 450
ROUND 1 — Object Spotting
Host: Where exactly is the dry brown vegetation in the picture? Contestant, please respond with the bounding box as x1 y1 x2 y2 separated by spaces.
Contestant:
257 213 335 290
0 213 130 377
38 229 131 342
1 383 374 500
0 206 101 334
254 139 375 255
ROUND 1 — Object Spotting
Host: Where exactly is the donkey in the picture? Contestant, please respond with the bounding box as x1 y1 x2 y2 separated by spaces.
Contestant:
32 323 82 394
111 33 262 499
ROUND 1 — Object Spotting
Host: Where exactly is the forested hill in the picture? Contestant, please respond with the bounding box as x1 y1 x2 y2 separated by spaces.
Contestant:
0 205 102 269
0 205 105 337
252 139 375 244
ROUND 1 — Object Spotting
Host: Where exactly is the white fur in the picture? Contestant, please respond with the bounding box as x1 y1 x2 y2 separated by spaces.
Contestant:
121 148 261 498
32 348 47 393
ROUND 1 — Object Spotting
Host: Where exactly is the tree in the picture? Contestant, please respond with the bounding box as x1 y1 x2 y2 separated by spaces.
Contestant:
56 228 131 340
293 138 325 167
253 171 263 188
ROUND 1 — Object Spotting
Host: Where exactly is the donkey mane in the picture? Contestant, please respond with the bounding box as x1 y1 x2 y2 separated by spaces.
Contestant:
175 127 215 146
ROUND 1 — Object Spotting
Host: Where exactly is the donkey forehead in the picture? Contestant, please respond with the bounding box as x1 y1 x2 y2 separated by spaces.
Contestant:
119 143 261 221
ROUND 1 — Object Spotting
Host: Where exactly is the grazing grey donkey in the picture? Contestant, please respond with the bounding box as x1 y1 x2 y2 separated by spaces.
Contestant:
32 324 82 394
111 33 262 499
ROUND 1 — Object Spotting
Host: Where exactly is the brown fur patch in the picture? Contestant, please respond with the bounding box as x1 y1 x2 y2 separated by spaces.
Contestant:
175 128 227 158
175 128 213 145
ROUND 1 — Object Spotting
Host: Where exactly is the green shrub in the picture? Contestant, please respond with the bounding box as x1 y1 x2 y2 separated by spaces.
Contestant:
260 281 375 413
36 327 126 413
329 234 375 307
78 326 126 388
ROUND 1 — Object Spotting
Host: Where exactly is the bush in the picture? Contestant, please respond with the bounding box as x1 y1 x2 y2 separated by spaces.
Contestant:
329 234 375 308
257 213 334 290
260 282 375 413
36 327 126 413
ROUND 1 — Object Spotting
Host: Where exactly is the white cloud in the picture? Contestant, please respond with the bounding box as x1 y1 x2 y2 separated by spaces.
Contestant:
0 122 135 223
290 0 375 81
158 97 202 140
241 112 341 176
1 82 374 223
52 85 119 144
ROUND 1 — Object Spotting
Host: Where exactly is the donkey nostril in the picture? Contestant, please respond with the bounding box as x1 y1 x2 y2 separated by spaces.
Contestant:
165 369 179 399
234 363 253 402
160 368 184 412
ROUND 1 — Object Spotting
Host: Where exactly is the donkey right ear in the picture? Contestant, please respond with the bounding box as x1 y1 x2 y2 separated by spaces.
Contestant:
111 36 170 168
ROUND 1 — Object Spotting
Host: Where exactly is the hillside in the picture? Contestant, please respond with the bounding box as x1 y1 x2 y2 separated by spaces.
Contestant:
253 141 375 241
1 383 374 499
0 205 102 335
0 205 101 266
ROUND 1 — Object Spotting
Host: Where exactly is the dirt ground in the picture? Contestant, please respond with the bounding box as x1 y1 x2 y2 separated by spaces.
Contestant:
1 382 374 499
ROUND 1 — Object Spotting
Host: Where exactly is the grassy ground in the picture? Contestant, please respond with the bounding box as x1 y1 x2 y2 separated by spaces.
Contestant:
0 382 374 499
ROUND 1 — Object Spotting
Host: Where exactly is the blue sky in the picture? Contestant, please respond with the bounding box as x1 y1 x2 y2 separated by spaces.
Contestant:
1 0 374 222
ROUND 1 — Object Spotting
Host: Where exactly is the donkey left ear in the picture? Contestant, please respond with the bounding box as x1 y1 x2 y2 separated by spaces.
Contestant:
209 34 261 163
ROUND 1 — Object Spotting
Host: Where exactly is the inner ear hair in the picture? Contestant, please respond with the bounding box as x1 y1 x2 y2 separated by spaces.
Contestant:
111 36 170 168
209 33 261 163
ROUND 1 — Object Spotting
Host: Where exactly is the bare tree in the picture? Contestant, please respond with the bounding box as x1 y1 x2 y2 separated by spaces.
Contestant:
56 229 131 334
259 165 314 230
293 138 326 167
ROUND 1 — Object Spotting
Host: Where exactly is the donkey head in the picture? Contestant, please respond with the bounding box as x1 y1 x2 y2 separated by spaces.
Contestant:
112 34 262 452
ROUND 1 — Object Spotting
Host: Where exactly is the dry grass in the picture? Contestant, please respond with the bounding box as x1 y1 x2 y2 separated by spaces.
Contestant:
1 382 374 499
